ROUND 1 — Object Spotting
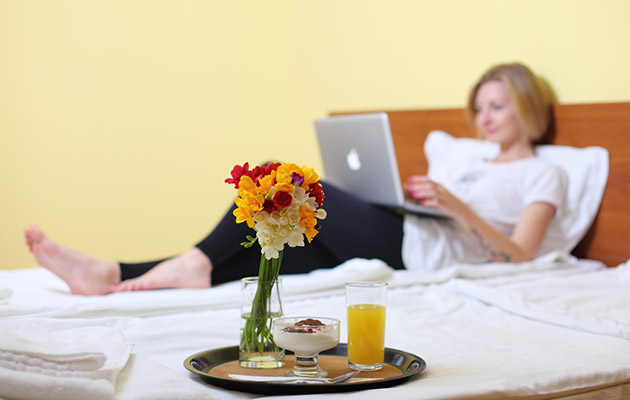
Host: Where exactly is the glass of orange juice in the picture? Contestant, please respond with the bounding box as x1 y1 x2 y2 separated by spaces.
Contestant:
345 281 387 371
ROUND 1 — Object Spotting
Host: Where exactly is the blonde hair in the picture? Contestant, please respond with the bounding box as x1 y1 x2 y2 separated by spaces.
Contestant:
466 63 551 142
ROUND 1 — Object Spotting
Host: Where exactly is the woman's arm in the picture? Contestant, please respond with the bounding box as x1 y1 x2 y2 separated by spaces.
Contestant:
406 175 556 262
452 202 555 262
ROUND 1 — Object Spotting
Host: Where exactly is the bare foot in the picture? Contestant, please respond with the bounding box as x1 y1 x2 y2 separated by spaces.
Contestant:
24 225 120 296
109 247 212 292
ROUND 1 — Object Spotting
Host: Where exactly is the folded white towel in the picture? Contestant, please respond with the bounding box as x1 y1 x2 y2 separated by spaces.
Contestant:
0 328 106 375
0 321 133 400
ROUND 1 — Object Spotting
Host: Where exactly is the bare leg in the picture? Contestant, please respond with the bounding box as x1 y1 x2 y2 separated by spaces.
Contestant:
109 247 212 292
25 225 213 294
24 225 120 296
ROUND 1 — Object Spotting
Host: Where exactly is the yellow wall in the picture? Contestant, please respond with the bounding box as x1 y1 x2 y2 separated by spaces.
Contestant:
2 0 629 269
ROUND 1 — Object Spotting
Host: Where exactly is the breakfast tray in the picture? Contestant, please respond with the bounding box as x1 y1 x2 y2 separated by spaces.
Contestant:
184 343 426 395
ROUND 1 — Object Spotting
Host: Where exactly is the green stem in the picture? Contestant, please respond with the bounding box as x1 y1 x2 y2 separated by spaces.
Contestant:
241 251 283 355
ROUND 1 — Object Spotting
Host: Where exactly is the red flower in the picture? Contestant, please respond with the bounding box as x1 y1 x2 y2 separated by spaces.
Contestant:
308 182 325 208
255 162 281 181
225 162 251 188
262 198 276 213
268 162 282 173
273 190 293 209
225 162 282 189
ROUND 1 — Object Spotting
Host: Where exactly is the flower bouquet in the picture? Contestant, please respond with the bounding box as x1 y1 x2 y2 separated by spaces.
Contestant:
226 162 326 367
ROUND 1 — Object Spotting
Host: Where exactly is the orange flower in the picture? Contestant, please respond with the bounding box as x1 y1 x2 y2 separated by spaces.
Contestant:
299 204 319 242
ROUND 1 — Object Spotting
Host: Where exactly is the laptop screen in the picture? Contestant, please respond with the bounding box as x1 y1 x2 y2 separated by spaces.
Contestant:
314 113 406 208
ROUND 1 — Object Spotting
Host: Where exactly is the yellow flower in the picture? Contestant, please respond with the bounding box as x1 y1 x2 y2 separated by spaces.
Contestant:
275 163 303 185
233 176 264 228
234 193 263 228
300 166 320 190
257 172 275 197
274 181 294 194
237 176 258 197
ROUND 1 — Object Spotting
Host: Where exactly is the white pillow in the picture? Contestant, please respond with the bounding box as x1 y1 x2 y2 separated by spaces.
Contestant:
424 130 609 252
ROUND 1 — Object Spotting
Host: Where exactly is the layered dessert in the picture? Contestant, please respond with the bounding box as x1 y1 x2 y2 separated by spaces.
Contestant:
273 317 340 355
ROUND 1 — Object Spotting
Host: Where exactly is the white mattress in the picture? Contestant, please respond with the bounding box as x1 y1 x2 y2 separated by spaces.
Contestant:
1 253 629 399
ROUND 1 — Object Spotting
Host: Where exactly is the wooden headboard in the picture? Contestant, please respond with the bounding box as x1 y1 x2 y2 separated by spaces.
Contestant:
335 103 630 267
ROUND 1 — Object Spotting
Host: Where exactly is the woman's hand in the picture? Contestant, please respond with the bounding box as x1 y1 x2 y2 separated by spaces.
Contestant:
405 175 556 263
405 175 468 219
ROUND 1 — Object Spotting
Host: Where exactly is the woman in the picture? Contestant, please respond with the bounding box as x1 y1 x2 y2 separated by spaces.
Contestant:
25 62 567 295
402 63 566 270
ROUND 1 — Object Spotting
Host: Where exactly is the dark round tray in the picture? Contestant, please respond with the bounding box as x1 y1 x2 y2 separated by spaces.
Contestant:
184 343 426 395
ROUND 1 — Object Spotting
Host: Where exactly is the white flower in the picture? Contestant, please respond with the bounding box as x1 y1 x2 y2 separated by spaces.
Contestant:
287 227 306 247
254 195 313 259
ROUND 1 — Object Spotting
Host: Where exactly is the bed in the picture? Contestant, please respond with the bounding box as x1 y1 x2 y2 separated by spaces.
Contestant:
1 103 629 400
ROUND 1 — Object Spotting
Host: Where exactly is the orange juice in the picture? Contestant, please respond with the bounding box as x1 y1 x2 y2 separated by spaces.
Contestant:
347 304 386 367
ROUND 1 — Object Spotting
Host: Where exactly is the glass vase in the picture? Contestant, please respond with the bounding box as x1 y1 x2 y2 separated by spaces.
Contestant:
239 276 284 368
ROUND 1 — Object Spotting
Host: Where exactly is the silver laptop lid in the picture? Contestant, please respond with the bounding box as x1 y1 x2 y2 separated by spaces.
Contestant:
314 113 406 208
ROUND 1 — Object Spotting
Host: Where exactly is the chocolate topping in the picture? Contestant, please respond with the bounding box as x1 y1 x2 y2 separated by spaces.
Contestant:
283 318 325 333
295 318 324 327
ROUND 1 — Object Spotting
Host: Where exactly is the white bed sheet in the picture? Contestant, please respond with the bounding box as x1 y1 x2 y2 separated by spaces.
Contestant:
1 254 629 400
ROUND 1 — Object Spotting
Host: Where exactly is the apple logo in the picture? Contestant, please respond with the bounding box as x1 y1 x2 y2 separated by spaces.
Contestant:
346 148 361 171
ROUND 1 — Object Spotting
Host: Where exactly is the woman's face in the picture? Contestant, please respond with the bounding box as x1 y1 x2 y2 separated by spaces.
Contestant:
474 80 521 147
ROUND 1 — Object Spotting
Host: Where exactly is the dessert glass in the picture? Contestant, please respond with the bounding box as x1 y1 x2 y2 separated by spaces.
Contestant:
272 317 340 378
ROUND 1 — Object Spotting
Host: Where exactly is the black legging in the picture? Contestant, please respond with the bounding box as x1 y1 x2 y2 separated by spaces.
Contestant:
119 182 404 285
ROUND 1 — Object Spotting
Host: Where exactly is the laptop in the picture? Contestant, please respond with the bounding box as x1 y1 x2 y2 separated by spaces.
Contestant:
314 113 448 218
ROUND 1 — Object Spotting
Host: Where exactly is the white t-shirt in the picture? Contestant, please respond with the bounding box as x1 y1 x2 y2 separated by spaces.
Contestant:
402 157 568 271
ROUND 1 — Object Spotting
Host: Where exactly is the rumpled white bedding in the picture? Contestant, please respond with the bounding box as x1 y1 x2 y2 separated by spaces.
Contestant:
1 253 629 400
0 258 392 319
448 258 630 339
